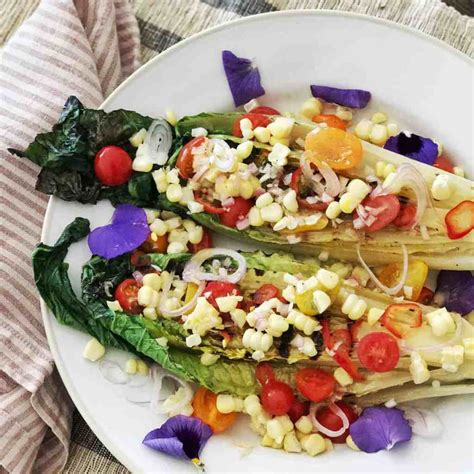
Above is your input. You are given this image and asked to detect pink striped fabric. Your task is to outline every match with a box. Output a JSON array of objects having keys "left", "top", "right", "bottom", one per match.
[{"left": 0, "top": 1, "right": 140, "bottom": 472}]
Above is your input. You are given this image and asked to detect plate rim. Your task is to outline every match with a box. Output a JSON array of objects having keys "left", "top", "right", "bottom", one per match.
[{"left": 39, "top": 9, "right": 472, "bottom": 472}]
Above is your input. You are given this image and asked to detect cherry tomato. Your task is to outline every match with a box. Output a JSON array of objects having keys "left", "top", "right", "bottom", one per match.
[
  {"left": 94, "top": 146, "right": 133, "bottom": 186},
  {"left": 418, "top": 286, "right": 434, "bottom": 305},
  {"left": 249, "top": 106, "right": 280, "bottom": 115},
  {"left": 333, "top": 328, "right": 352, "bottom": 349},
  {"left": 290, "top": 167, "right": 328, "bottom": 211},
  {"left": 219, "top": 197, "right": 252, "bottom": 228},
  {"left": 305, "top": 128, "right": 363, "bottom": 170},
  {"left": 194, "top": 193, "right": 225, "bottom": 214},
  {"left": 393, "top": 203, "right": 417, "bottom": 228},
  {"left": 333, "top": 348, "right": 365, "bottom": 381},
  {"left": 261, "top": 379, "right": 295, "bottom": 416},
  {"left": 130, "top": 250, "right": 151, "bottom": 267},
  {"left": 381, "top": 303, "right": 423, "bottom": 338},
  {"left": 296, "top": 368, "right": 335, "bottom": 403},
  {"left": 232, "top": 113, "right": 272, "bottom": 137},
  {"left": 139, "top": 233, "right": 168, "bottom": 253},
  {"left": 192, "top": 387, "right": 237, "bottom": 433},
  {"left": 320, "top": 319, "right": 334, "bottom": 349},
  {"left": 357, "top": 332, "right": 400, "bottom": 372},
  {"left": 252, "top": 284, "right": 282, "bottom": 305},
  {"left": 287, "top": 399, "right": 310, "bottom": 423},
  {"left": 377, "top": 260, "right": 428, "bottom": 301},
  {"left": 445, "top": 200, "right": 474, "bottom": 240},
  {"left": 433, "top": 155, "right": 454, "bottom": 173},
  {"left": 255, "top": 363, "right": 275, "bottom": 386},
  {"left": 312, "top": 114, "right": 347, "bottom": 130},
  {"left": 114, "top": 279, "right": 142, "bottom": 315},
  {"left": 204, "top": 281, "right": 241, "bottom": 309},
  {"left": 188, "top": 228, "right": 213, "bottom": 253},
  {"left": 295, "top": 289, "right": 318, "bottom": 316},
  {"left": 316, "top": 402, "right": 358, "bottom": 443},
  {"left": 176, "top": 136, "right": 206, "bottom": 179},
  {"left": 357, "top": 194, "right": 401, "bottom": 232}
]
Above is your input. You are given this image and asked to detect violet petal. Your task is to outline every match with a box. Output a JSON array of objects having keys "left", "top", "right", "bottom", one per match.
[
  {"left": 349, "top": 407, "right": 412, "bottom": 453},
  {"left": 222, "top": 50, "right": 265, "bottom": 107},
  {"left": 433, "top": 270, "right": 474, "bottom": 315},
  {"left": 143, "top": 415, "right": 213, "bottom": 462},
  {"left": 384, "top": 132, "right": 438, "bottom": 165},
  {"left": 310, "top": 85, "right": 371, "bottom": 108},
  {"left": 88, "top": 204, "right": 149, "bottom": 259}
]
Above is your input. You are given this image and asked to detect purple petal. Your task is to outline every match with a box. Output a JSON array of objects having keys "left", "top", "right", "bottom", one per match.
[
  {"left": 433, "top": 271, "right": 474, "bottom": 315},
  {"left": 310, "top": 85, "right": 371, "bottom": 108},
  {"left": 88, "top": 204, "right": 149, "bottom": 259},
  {"left": 143, "top": 415, "right": 213, "bottom": 461},
  {"left": 222, "top": 50, "right": 265, "bottom": 107},
  {"left": 384, "top": 132, "right": 438, "bottom": 165},
  {"left": 349, "top": 407, "right": 412, "bottom": 453}
]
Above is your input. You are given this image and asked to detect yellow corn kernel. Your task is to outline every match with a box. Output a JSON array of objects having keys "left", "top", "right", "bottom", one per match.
[
  {"left": 165, "top": 108, "right": 177, "bottom": 126},
  {"left": 236, "top": 141, "right": 254, "bottom": 160},
  {"left": 339, "top": 193, "right": 358, "bottom": 213},
  {"left": 283, "top": 431, "right": 302, "bottom": 453},
  {"left": 371, "top": 112, "right": 387, "bottom": 124},
  {"left": 240, "top": 180, "right": 255, "bottom": 199},
  {"left": 269, "top": 136, "right": 290, "bottom": 147},
  {"left": 301, "top": 433, "right": 326, "bottom": 456},
  {"left": 254, "top": 126, "right": 271, "bottom": 143},
  {"left": 300, "top": 98, "right": 323, "bottom": 119},
  {"left": 216, "top": 394, "right": 236, "bottom": 414},
  {"left": 334, "top": 367, "right": 353, "bottom": 386},
  {"left": 129, "top": 128, "right": 147, "bottom": 147},
  {"left": 142, "top": 273, "right": 162, "bottom": 291},
  {"left": 200, "top": 352, "right": 220, "bottom": 366},
  {"left": 249, "top": 207, "right": 264, "bottom": 227},
  {"left": 354, "top": 119, "right": 373, "bottom": 140},
  {"left": 367, "top": 307, "right": 385, "bottom": 326},
  {"left": 295, "top": 415, "right": 313, "bottom": 434},
  {"left": 83, "top": 338, "right": 105, "bottom": 362},
  {"left": 325, "top": 201, "right": 341, "bottom": 220},
  {"left": 143, "top": 307, "right": 157, "bottom": 320},
  {"left": 462, "top": 337, "right": 474, "bottom": 360},
  {"left": 136, "top": 360, "right": 149, "bottom": 376},
  {"left": 124, "top": 358, "right": 137, "bottom": 374},
  {"left": 369, "top": 124, "right": 388, "bottom": 145},
  {"left": 346, "top": 435, "right": 360, "bottom": 451}
]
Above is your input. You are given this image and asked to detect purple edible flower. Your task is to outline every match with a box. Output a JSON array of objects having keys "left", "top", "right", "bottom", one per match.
[
  {"left": 143, "top": 415, "right": 213, "bottom": 468},
  {"left": 433, "top": 270, "right": 474, "bottom": 315},
  {"left": 310, "top": 85, "right": 371, "bottom": 108},
  {"left": 222, "top": 50, "right": 265, "bottom": 107},
  {"left": 349, "top": 407, "right": 412, "bottom": 453},
  {"left": 88, "top": 204, "right": 149, "bottom": 259},
  {"left": 384, "top": 132, "right": 438, "bottom": 165}
]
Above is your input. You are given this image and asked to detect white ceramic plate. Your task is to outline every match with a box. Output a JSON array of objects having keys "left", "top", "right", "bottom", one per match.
[{"left": 41, "top": 11, "right": 473, "bottom": 473}]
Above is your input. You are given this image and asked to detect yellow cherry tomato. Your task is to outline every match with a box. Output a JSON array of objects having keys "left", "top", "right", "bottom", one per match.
[
  {"left": 295, "top": 289, "right": 318, "bottom": 316},
  {"left": 183, "top": 282, "right": 199, "bottom": 314}
]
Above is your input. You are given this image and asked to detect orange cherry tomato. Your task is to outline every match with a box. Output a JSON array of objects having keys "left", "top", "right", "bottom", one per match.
[
  {"left": 176, "top": 136, "right": 206, "bottom": 179},
  {"left": 445, "top": 200, "right": 474, "bottom": 240},
  {"left": 304, "top": 128, "right": 363, "bottom": 170},
  {"left": 139, "top": 233, "right": 168, "bottom": 253},
  {"left": 381, "top": 303, "right": 423, "bottom": 338},
  {"left": 192, "top": 387, "right": 237, "bottom": 433},
  {"left": 312, "top": 114, "right": 348, "bottom": 130},
  {"left": 417, "top": 287, "right": 434, "bottom": 305},
  {"left": 433, "top": 156, "right": 454, "bottom": 173}
]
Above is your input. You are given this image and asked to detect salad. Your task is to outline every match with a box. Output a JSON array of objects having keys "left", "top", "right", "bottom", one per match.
[{"left": 14, "top": 49, "right": 474, "bottom": 466}]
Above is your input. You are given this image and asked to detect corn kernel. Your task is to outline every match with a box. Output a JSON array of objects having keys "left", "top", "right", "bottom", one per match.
[
  {"left": 410, "top": 352, "right": 430, "bottom": 384},
  {"left": 166, "top": 183, "right": 183, "bottom": 203},
  {"left": 313, "top": 290, "right": 331, "bottom": 313},
  {"left": 216, "top": 394, "right": 236, "bottom": 414},
  {"left": 301, "top": 433, "right": 326, "bottom": 456},
  {"left": 386, "top": 122, "right": 399, "bottom": 137},
  {"left": 155, "top": 337, "right": 168, "bottom": 347},
  {"left": 346, "top": 435, "right": 360, "bottom": 451},
  {"left": 200, "top": 353, "right": 220, "bottom": 366},
  {"left": 149, "top": 218, "right": 167, "bottom": 236},
  {"left": 369, "top": 124, "right": 388, "bottom": 145},
  {"left": 248, "top": 207, "right": 263, "bottom": 226},
  {"left": 367, "top": 307, "right": 385, "bottom": 325},
  {"left": 295, "top": 415, "right": 313, "bottom": 434},
  {"left": 261, "top": 203, "right": 284, "bottom": 223},
  {"left": 216, "top": 295, "right": 242, "bottom": 313},
  {"left": 143, "top": 307, "right": 157, "bottom": 320},
  {"left": 138, "top": 286, "right": 159, "bottom": 308},
  {"left": 83, "top": 338, "right": 105, "bottom": 361},
  {"left": 348, "top": 299, "right": 367, "bottom": 320},
  {"left": 339, "top": 193, "right": 358, "bottom": 213},
  {"left": 244, "top": 395, "right": 262, "bottom": 416},
  {"left": 267, "top": 313, "right": 290, "bottom": 337},
  {"left": 188, "top": 226, "right": 203, "bottom": 245},
  {"left": 280, "top": 189, "right": 297, "bottom": 213},
  {"left": 268, "top": 142, "right": 290, "bottom": 167},
  {"left": 300, "top": 98, "right": 323, "bottom": 119},
  {"left": 354, "top": 119, "right": 374, "bottom": 140},
  {"left": 236, "top": 140, "right": 254, "bottom": 160},
  {"left": 325, "top": 201, "right": 342, "bottom": 219},
  {"left": 269, "top": 136, "right": 290, "bottom": 147},
  {"left": 136, "top": 360, "right": 149, "bottom": 376},
  {"left": 284, "top": 431, "right": 302, "bottom": 453},
  {"left": 347, "top": 179, "right": 371, "bottom": 200},
  {"left": 152, "top": 169, "right": 168, "bottom": 193},
  {"left": 261, "top": 433, "right": 275, "bottom": 448},
  {"left": 426, "top": 308, "right": 455, "bottom": 337},
  {"left": 371, "top": 112, "right": 387, "bottom": 124},
  {"left": 129, "top": 128, "right": 147, "bottom": 147},
  {"left": 267, "top": 117, "right": 294, "bottom": 139},
  {"left": 142, "top": 273, "right": 162, "bottom": 291},
  {"left": 191, "top": 127, "right": 208, "bottom": 137},
  {"left": 239, "top": 117, "right": 253, "bottom": 132},
  {"left": 461, "top": 337, "right": 474, "bottom": 360},
  {"left": 254, "top": 126, "right": 271, "bottom": 143},
  {"left": 240, "top": 180, "right": 255, "bottom": 199},
  {"left": 186, "top": 334, "right": 202, "bottom": 348},
  {"left": 441, "top": 345, "right": 464, "bottom": 372},
  {"left": 336, "top": 106, "right": 353, "bottom": 121},
  {"left": 431, "top": 174, "right": 452, "bottom": 201},
  {"left": 256, "top": 192, "right": 273, "bottom": 208},
  {"left": 106, "top": 300, "right": 123, "bottom": 312},
  {"left": 334, "top": 367, "right": 354, "bottom": 386},
  {"left": 316, "top": 268, "right": 339, "bottom": 290},
  {"left": 167, "top": 242, "right": 187, "bottom": 254},
  {"left": 124, "top": 358, "right": 137, "bottom": 374},
  {"left": 325, "top": 438, "right": 334, "bottom": 452}
]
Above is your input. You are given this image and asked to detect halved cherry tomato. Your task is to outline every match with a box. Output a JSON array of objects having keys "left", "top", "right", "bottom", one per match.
[
  {"left": 296, "top": 368, "right": 335, "bottom": 403},
  {"left": 287, "top": 399, "right": 310, "bottom": 423},
  {"left": 290, "top": 167, "right": 328, "bottom": 211},
  {"left": 176, "top": 136, "right": 206, "bottom": 179},
  {"left": 232, "top": 113, "right": 272, "bottom": 137},
  {"left": 219, "top": 197, "right": 252, "bottom": 227},
  {"left": 304, "top": 128, "right": 363, "bottom": 170},
  {"left": 192, "top": 387, "right": 237, "bottom": 433},
  {"left": 249, "top": 106, "right": 280, "bottom": 115},
  {"left": 255, "top": 363, "right": 275, "bottom": 386},
  {"left": 418, "top": 287, "right": 434, "bottom": 305},
  {"left": 204, "top": 281, "right": 241, "bottom": 309},
  {"left": 316, "top": 402, "right": 358, "bottom": 443},
  {"left": 94, "top": 146, "right": 133, "bottom": 186},
  {"left": 188, "top": 228, "right": 213, "bottom": 253},
  {"left": 312, "top": 114, "right": 347, "bottom": 130},
  {"left": 139, "top": 233, "right": 168, "bottom": 253},
  {"left": 357, "top": 194, "right": 401, "bottom": 232},
  {"left": 333, "top": 328, "right": 352, "bottom": 349},
  {"left": 445, "top": 200, "right": 474, "bottom": 240},
  {"left": 114, "top": 279, "right": 142, "bottom": 315},
  {"left": 393, "top": 203, "right": 417, "bottom": 228},
  {"left": 252, "top": 284, "right": 282, "bottom": 305},
  {"left": 377, "top": 260, "right": 428, "bottom": 301},
  {"left": 130, "top": 250, "right": 151, "bottom": 267},
  {"left": 357, "top": 332, "right": 400, "bottom": 372},
  {"left": 194, "top": 193, "right": 225, "bottom": 214},
  {"left": 295, "top": 289, "right": 318, "bottom": 316},
  {"left": 320, "top": 319, "right": 334, "bottom": 349},
  {"left": 381, "top": 303, "right": 423, "bottom": 338},
  {"left": 261, "top": 379, "right": 295, "bottom": 416},
  {"left": 433, "top": 155, "right": 454, "bottom": 173}
]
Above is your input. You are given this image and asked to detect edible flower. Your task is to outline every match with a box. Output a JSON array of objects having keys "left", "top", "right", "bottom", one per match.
[
  {"left": 222, "top": 50, "right": 265, "bottom": 106},
  {"left": 384, "top": 132, "right": 438, "bottom": 165},
  {"left": 88, "top": 204, "right": 149, "bottom": 259},
  {"left": 349, "top": 407, "right": 412, "bottom": 453},
  {"left": 434, "top": 270, "right": 474, "bottom": 315},
  {"left": 310, "top": 85, "right": 371, "bottom": 108},
  {"left": 143, "top": 415, "right": 213, "bottom": 469}
]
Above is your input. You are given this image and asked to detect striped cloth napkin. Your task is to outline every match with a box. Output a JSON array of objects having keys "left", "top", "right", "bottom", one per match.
[{"left": 0, "top": 1, "right": 140, "bottom": 472}]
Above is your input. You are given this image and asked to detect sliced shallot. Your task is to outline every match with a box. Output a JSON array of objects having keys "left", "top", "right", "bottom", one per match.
[{"left": 310, "top": 402, "right": 350, "bottom": 438}]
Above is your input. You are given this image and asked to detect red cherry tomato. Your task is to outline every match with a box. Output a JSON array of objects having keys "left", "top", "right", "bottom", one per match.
[
  {"left": 255, "top": 363, "right": 275, "bottom": 386},
  {"left": 232, "top": 113, "right": 272, "bottom": 137},
  {"left": 261, "top": 379, "right": 295, "bottom": 416},
  {"left": 418, "top": 286, "right": 434, "bottom": 305},
  {"left": 445, "top": 200, "right": 474, "bottom": 240},
  {"left": 312, "top": 114, "right": 347, "bottom": 130},
  {"left": 252, "top": 284, "right": 282, "bottom": 305},
  {"left": 130, "top": 250, "right": 151, "bottom": 268},
  {"left": 357, "top": 332, "right": 400, "bottom": 372},
  {"left": 219, "top": 197, "right": 252, "bottom": 228},
  {"left": 381, "top": 303, "right": 423, "bottom": 338},
  {"left": 315, "top": 402, "right": 358, "bottom": 443},
  {"left": 357, "top": 194, "right": 401, "bottom": 232},
  {"left": 295, "top": 368, "right": 335, "bottom": 403},
  {"left": 249, "top": 106, "right": 280, "bottom": 116},
  {"left": 114, "top": 279, "right": 142, "bottom": 315},
  {"left": 94, "top": 146, "right": 133, "bottom": 186},
  {"left": 188, "top": 228, "right": 213, "bottom": 253},
  {"left": 290, "top": 167, "right": 328, "bottom": 211},
  {"left": 433, "top": 155, "right": 454, "bottom": 173},
  {"left": 204, "top": 281, "right": 241, "bottom": 310},
  {"left": 332, "top": 328, "right": 352, "bottom": 349},
  {"left": 287, "top": 399, "right": 310, "bottom": 423},
  {"left": 194, "top": 193, "right": 225, "bottom": 214},
  {"left": 393, "top": 203, "right": 417, "bottom": 228},
  {"left": 176, "top": 136, "right": 206, "bottom": 179}
]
